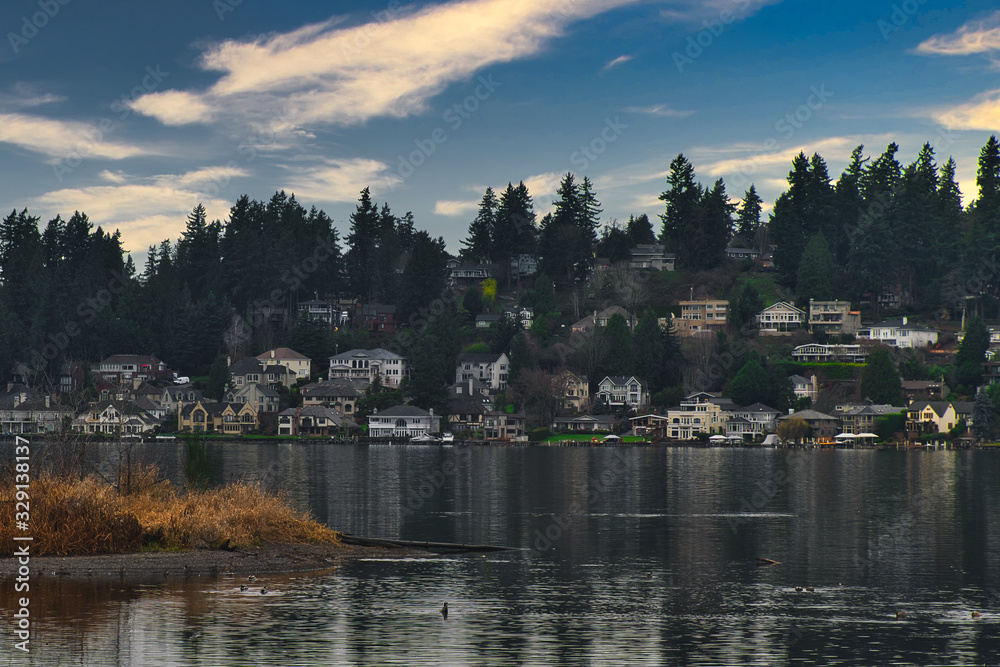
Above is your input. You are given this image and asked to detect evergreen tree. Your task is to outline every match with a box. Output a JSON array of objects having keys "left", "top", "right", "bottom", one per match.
[
  {"left": 625, "top": 214, "right": 656, "bottom": 246},
  {"left": 345, "top": 187, "right": 381, "bottom": 302},
  {"left": 725, "top": 358, "right": 768, "bottom": 407},
  {"left": 795, "top": 231, "right": 835, "bottom": 301},
  {"left": 206, "top": 353, "right": 231, "bottom": 400},
  {"left": 973, "top": 387, "right": 992, "bottom": 441},
  {"left": 598, "top": 314, "right": 632, "bottom": 378},
  {"left": 956, "top": 316, "right": 989, "bottom": 391},
  {"left": 860, "top": 348, "right": 902, "bottom": 405},
  {"left": 462, "top": 187, "right": 498, "bottom": 262},
  {"left": 729, "top": 282, "right": 765, "bottom": 333},
  {"left": 736, "top": 184, "right": 763, "bottom": 242},
  {"left": 397, "top": 231, "right": 449, "bottom": 325}
]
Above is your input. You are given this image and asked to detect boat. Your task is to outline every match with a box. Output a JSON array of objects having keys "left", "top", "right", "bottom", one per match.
[
  {"left": 410, "top": 433, "right": 441, "bottom": 443},
  {"left": 441, "top": 432, "right": 455, "bottom": 442}
]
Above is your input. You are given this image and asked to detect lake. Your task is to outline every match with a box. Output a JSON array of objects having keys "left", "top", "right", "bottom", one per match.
[{"left": 3, "top": 442, "right": 1000, "bottom": 666}]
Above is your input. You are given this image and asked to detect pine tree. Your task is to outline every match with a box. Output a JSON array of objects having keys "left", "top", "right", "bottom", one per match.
[
  {"left": 860, "top": 348, "right": 902, "bottom": 405},
  {"left": 796, "top": 231, "right": 835, "bottom": 301},
  {"left": 462, "top": 187, "right": 498, "bottom": 263},
  {"left": 736, "top": 184, "right": 763, "bottom": 242}
]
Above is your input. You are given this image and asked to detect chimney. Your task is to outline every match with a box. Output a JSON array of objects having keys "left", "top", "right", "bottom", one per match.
[
  {"left": 13, "top": 394, "right": 20, "bottom": 407},
  {"left": 902, "top": 316, "right": 907, "bottom": 325},
  {"left": 45, "top": 395, "right": 50, "bottom": 408},
  {"left": 270, "top": 350, "right": 276, "bottom": 359}
]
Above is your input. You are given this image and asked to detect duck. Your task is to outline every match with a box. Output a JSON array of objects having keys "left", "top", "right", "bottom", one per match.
[
  {"left": 895, "top": 610, "right": 908, "bottom": 620},
  {"left": 260, "top": 587, "right": 269, "bottom": 595},
  {"left": 972, "top": 611, "right": 982, "bottom": 619},
  {"left": 794, "top": 586, "right": 803, "bottom": 592},
  {"left": 240, "top": 585, "right": 249, "bottom": 591},
  {"left": 248, "top": 575, "right": 257, "bottom": 582},
  {"left": 805, "top": 586, "right": 815, "bottom": 592},
  {"left": 440, "top": 602, "right": 448, "bottom": 619}
]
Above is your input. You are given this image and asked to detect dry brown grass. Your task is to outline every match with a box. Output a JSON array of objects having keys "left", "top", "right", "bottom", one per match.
[{"left": 1, "top": 464, "right": 340, "bottom": 556}]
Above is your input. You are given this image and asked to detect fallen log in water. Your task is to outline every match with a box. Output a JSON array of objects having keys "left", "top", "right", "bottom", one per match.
[{"left": 338, "top": 534, "right": 516, "bottom": 553}]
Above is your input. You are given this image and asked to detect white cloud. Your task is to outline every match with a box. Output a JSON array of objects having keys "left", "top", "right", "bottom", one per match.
[
  {"left": 916, "top": 10, "right": 1000, "bottom": 55},
  {"left": 31, "top": 168, "right": 245, "bottom": 253},
  {"left": 931, "top": 88, "right": 1000, "bottom": 131},
  {"left": 129, "top": 0, "right": 642, "bottom": 131},
  {"left": 623, "top": 103, "right": 694, "bottom": 118},
  {"left": 434, "top": 199, "right": 479, "bottom": 216},
  {"left": 281, "top": 158, "right": 402, "bottom": 203},
  {"left": 0, "top": 113, "right": 146, "bottom": 161},
  {"left": 602, "top": 55, "right": 633, "bottom": 71},
  {"left": 522, "top": 171, "right": 563, "bottom": 199},
  {"left": 658, "top": 0, "right": 781, "bottom": 24}
]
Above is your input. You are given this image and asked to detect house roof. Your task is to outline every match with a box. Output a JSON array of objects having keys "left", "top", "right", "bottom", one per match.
[
  {"left": 760, "top": 301, "right": 806, "bottom": 315},
  {"left": 330, "top": 348, "right": 405, "bottom": 362},
  {"left": 372, "top": 405, "right": 433, "bottom": 418},
  {"left": 256, "top": 347, "right": 309, "bottom": 361},
  {"left": 229, "top": 357, "right": 263, "bottom": 375},
  {"left": 228, "top": 382, "right": 280, "bottom": 398},
  {"left": 457, "top": 352, "right": 506, "bottom": 365},
  {"left": 303, "top": 380, "right": 364, "bottom": 398},
  {"left": 908, "top": 401, "right": 959, "bottom": 417},
  {"left": 841, "top": 404, "right": 905, "bottom": 416},
  {"left": 789, "top": 374, "right": 811, "bottom": 384},
  {"left": 865, "top": 318, "right": 938, "bottom": 332},
  {"left": 475, "top": 314, "right": 501, "bottom": 322},
  {"left": 98, "top": 354, "right": 165, "bottom": 366},
  {"left": 599, "top": 375, "right": 647, "bottom": 389},
  {"left": 780, "top": 409, "right": 838, "bottom": 422},
  {"left": 737, "top": 403, "right": 780, "bottom": 415}
]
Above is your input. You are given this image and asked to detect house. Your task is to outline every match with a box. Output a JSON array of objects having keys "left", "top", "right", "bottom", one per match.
[
  {"left": 808, "top": 299, "right": 860, "bottom": 335},
  {"left": 790, "top": 374, "right": 818, "bottom": 402},
  {"left": 725, "top": 247, "right": 761, "bottom": 261},
  {"left": 757, "top": 302, "right": 807, "bottom": 334},
  {"left": 301, "top": 379, "right": 365, "bottom": 415},
  {"left": 367, "top": 405, "right": 441, "bottom": 438},
  {"left": 628, "top": 413, "right": 670, "bottom": 437},
  {"left": 276, "top": 405, "right": 347, "bottom": 436},
  {"left": 358, "top": 303, "right": 398, "bottom": 333},
  {"left": 777, "top": 409, "right": 839, "bottom": 439},
  {"left": 906, "top": 401, "right": 975, "bottom": 434},
  {"left": 297, "top": 298, "right": 350, "bottom": 328},
  {"left": 595, "top": 376, "right": 649, "bottom": 410},
  {"left": 225, "top": 383, "right": 281, "bottom": 413},
  {"left": 73, "top": 399, "right": 162, "bottom": 435},
  {"left": 628, "top": 244, "right": 676, "bottom": 271},
  {"left": 790, "top": 344, "right": 869, "bottom": 363},
  {"left": 178, "top": 400, "right": 259, "bottom": 434},
  {"left": 558, "top": 371, "right": 590, "bottom": 413},
  {"left": 503, "top": 307, "right": 534, "bottom": 330},
  {"left": 571, "top": 306, "right": 631, "bottom": 334},
  {"left": 856, "top": 317, "right": 939, "bottom": 348},
  {"left": 509, "top": 254, "right": 539, "bottom": 278},
  {"left": 552, "top": 414, "right": 617, "bottom": 432},
  {"left": 0, "top": 391, "right": 74, "bottom": 434},
  {"left": 838, "top": 403, "right": 906, "bottom": 435},
  {"left": 256, "top": 347, "right": 311, "bottom": 380},
  {"left": 454, "top": 352, "right": 509, "bottom": 392},
  {"left": 663, "top": 392, "right": 736, "bottom": 439},
  {"left": 674, "top": 299, "right": 729, "bottom": 336},
  {"left": 93, "top": 354, "right": 174, "bottom": 384},
  {"left": 448, "top": 260, "right": 500, "bottom": 288},
  {"left": 901, "top": 380, "right": 948, "bottom": 402},
  {"left": 448, "top": 383, "right": 490, "bottom": 433},
  {"left": 328, "top": 348, "right": 409, "bottom": 388},
  {"left": 483, "top": 411, "right": 527, "bottom": 441},
  {"left": 475, "top": 314, "right": 501, "bottom": 329},
  {"left": 731, "top": 403, "right": 781, "bottom": 436},
  {"left": 160, "top": 386, "right": 205, "bottom": 414}
]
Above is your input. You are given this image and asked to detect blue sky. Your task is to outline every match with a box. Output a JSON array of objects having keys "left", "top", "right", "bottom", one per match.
[{"left": 2, "top": 0, "right": 999, "bottom": 267}]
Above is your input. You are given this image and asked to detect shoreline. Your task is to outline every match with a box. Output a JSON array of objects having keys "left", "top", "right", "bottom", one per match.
[{"left": 0, "top": 541, "right": 430, "bottom": 582}]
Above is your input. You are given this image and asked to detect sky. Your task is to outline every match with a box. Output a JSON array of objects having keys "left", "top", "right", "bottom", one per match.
[{"left": 1, "top": 0, "right": 999, "bottom": 268}]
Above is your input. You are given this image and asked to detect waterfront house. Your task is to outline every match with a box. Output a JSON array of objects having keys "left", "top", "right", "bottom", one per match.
[
  {"left": 777, "top": 409, "right": 839, "bottom": 439},
  {"left": 906, "top": 401, "right": 975, "bottom": 434},
  {"left": 552, "top": 414, "right": 617, "bottom": 432},
  {"left": 73, "top": 399, "right": 162, "bottom": 435},
  {"left": 0, "top": 391, "right": 74, "bottom": 434},
  {"left": 664, "top": 392, "right": 736, "bottom": 439},
  {"left": 301, "top": 379, "right": 365, "bottom": 415},
  {"left": 160, "top": 385, "right": 205, "bottom": 414},
  {"left": 483, "top": 411, "right": 527, "bottom": 441},
  {"left": 178, "top": 400, "right": 259, "bottom": 435},
  {"left": 367, "top": 405, "right": 441, "bottom": 438},
  {"left": 277, "top": 405, "right": 347, "bottom": 436},
  {"left": 732, "top": 403, "right": 781, "bottom": 435},
  {"left": 557, "top": 370, "right": 590, "bottom": 413},
  {"left": 838, "top": 403, "right": 906, "bottom": 435}
]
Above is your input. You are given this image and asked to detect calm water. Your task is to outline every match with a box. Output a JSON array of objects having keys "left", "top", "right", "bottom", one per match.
[{"left": 4, "top": 443, "right": 1000, "bottom": 666}]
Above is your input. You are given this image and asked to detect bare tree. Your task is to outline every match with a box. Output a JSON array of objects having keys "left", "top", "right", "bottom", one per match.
[
  {"left": 608, "top": 262, "right": 649, "bottom": 330},
  {"left": 512, "top": 368, "right": 568, "bottom": 427}
]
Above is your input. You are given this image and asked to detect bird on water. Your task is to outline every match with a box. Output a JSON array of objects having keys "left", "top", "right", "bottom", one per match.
[
  {"left": 440, "top": 602, "right": 448, "bottom": 619},
  {"left": 260, "top": 587, "right": 269, "bottom": 595}
]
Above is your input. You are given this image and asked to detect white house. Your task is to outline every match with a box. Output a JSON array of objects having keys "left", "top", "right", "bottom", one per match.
[
  {"left": 730, "top": 403, "right": 781, "bottom": 436},
  {"left": 856, "top": 317, "right": 938, "bottom": 348},
  {"left": 328, "top": 348, "right": 409, "bottom": 388},
  {"left": 789, "top": 374, "right": 818, "bottom": 402},
  {"left": 757, "top": 301, "right": 806, "bottom": 334},
  {"left": 455, "top": 352, "right": 510, "bottom": 392},
  {"left": 367, "top": 405, "right": 441, "bottom": 438},
  {"left": 791, "top": 344, "right": 869, "bottom": 363},
  {"left": 664, "top": 392, "right": 737, "bottom": 439},
  {"left": 595, "top": 376, "right": 649, "bottom": 409}
]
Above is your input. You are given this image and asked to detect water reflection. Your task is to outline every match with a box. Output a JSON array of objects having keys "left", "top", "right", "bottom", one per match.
[{"left": 2, "top": 444, "right": 1000, "bottom": 665}]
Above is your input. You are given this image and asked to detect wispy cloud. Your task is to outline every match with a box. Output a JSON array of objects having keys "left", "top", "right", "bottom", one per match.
[
  {"left": 31, "top": 168, "right": 246, "bottom": 252},
  {"left": 658, "top": 0, "right": 781, "bottom": 24},
  {"left": 0, "top": 84, "right": 65, "bottom": 110},
  {"left": 623, "top": 103, "right": 694, "bottom": 118},
  {"left": 916, "top": 10, "right": 1000, "bottom": 55},
  {"left": 602, "top": 54, "right": 633, "bottom": 72},
  {"left": 930, "top": 88, "right": 1000, "bottom": 131},
  {"left": 131, "top": 0, "right": 638, "bottom": 131},
  {"left": 434, "top": 199, "right": 479, "bottom": 216},
  {"left": 0, "top": 113, "right": 147, "bottom": 161},
  {"left": 280, "top": 158, "right": 402, "bottom": 203}
]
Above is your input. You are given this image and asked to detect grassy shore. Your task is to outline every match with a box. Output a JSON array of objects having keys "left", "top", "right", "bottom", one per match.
[{"left": 1, "top": 465, "right": 340, "bottom": 557}]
